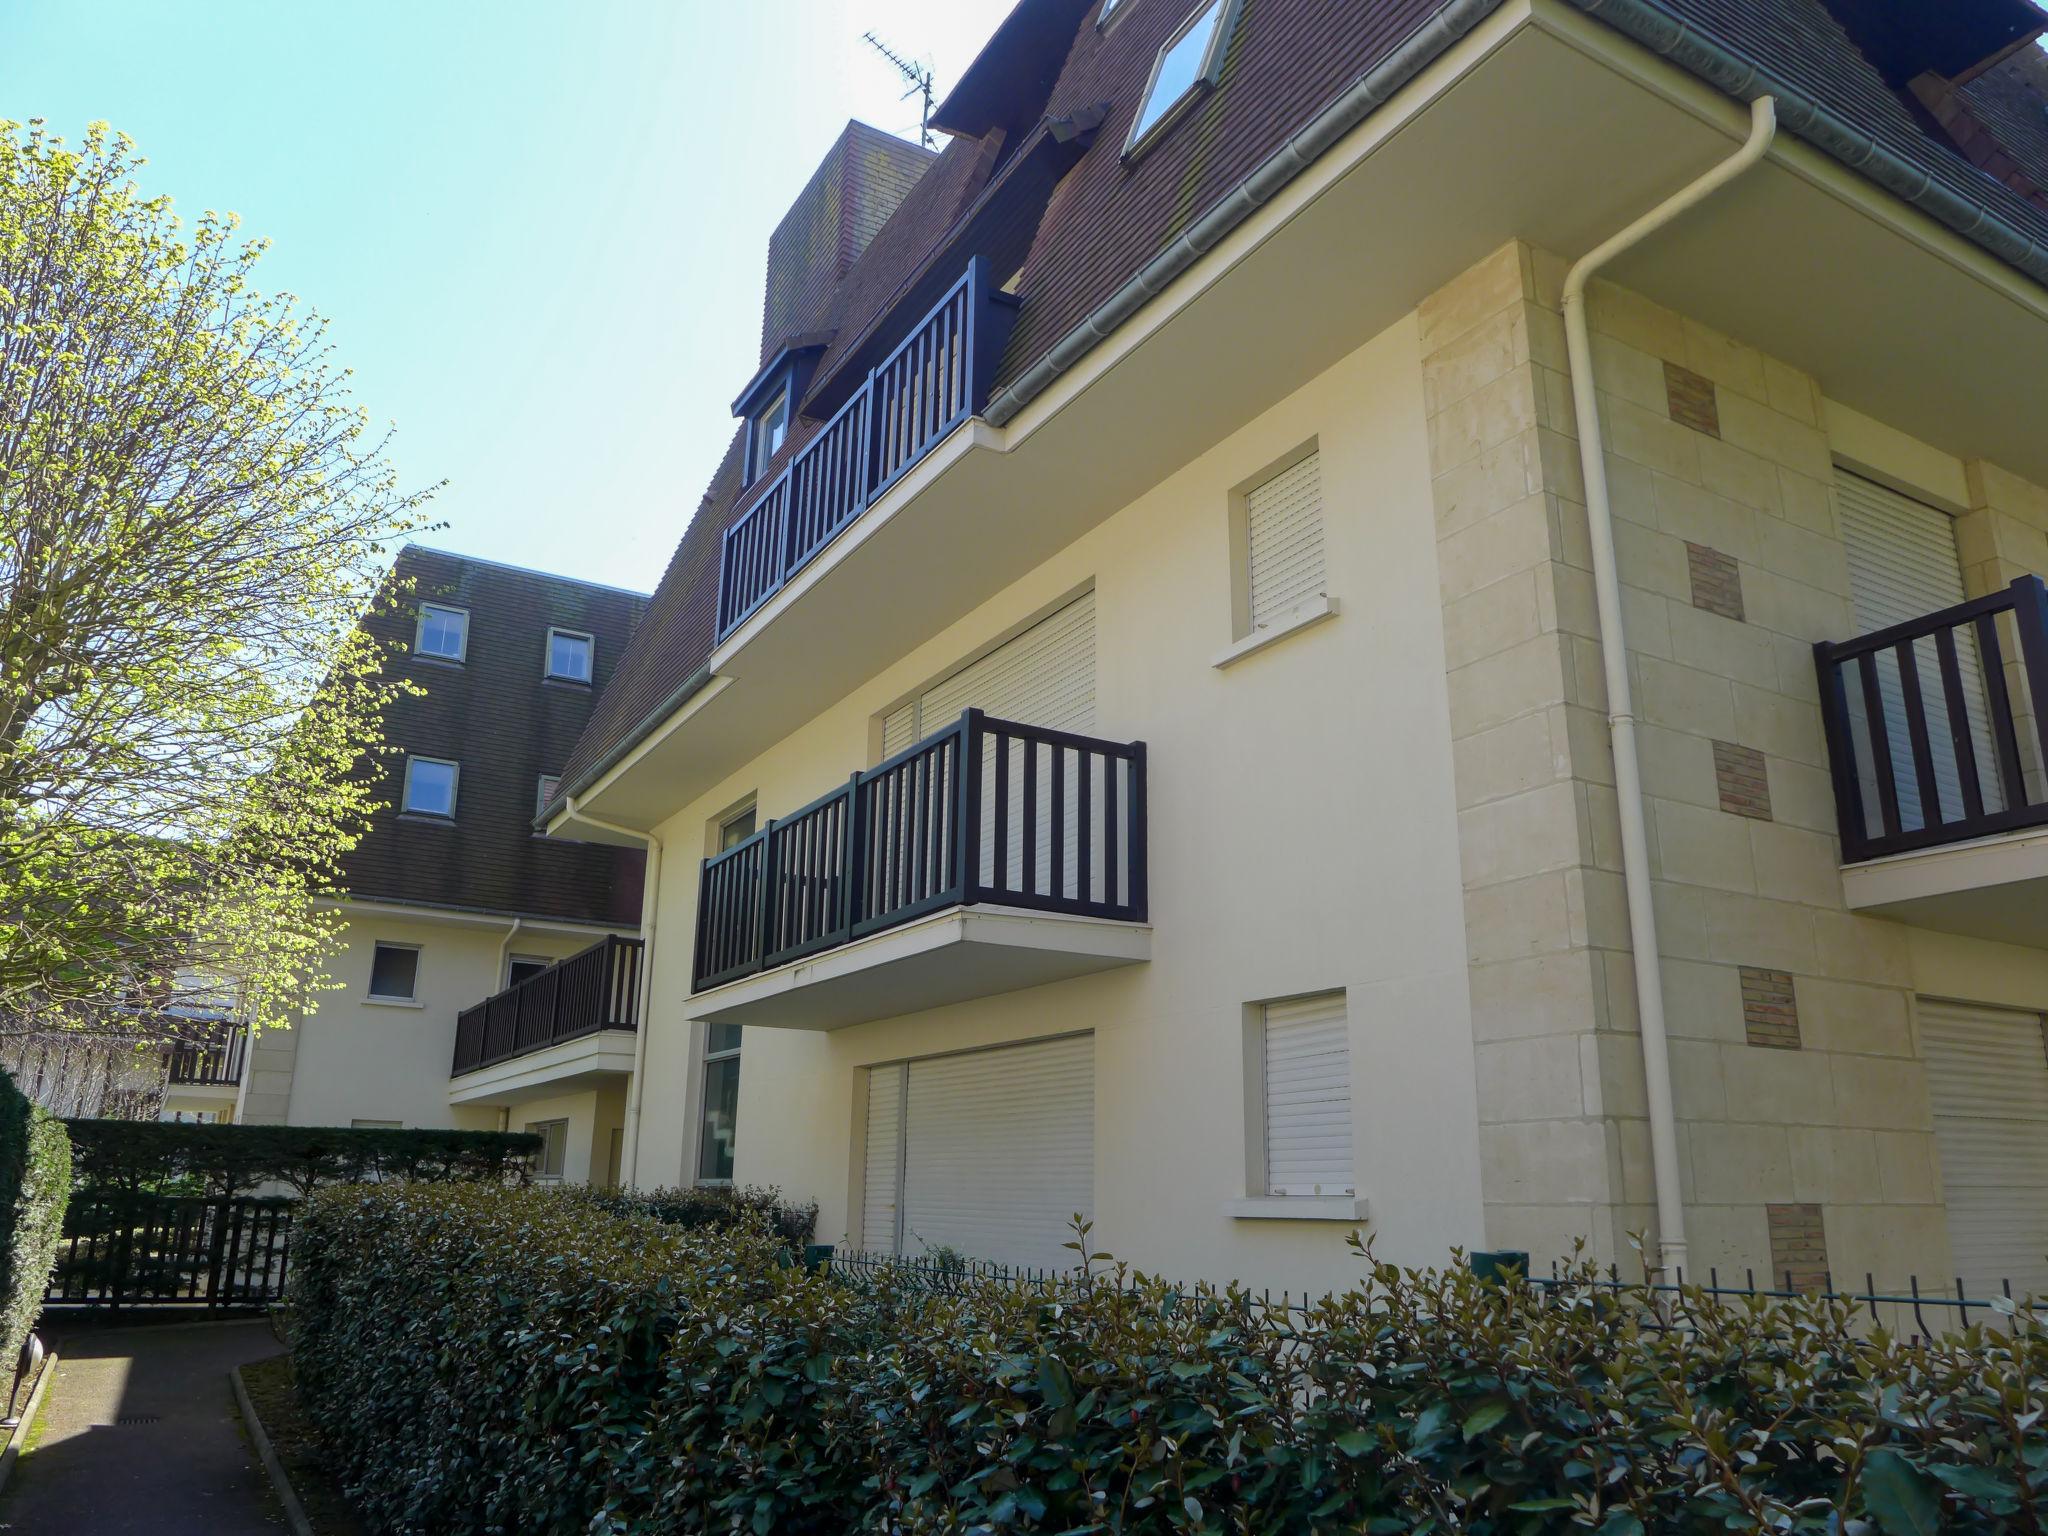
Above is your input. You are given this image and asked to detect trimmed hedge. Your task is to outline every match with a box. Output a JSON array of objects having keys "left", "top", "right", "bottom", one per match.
[
  {"left": 63, "top": 1119, "right": 541, "bottom": 1196},
  {"left": 290, "top": 1183, "right": 2048, "bottom": 1535},
  {"left": 0, "top": 1069, "right": 71, "bottom": 1374},
  {"left": 584, "top": 1182, "right": 818, "bottom": 1247}
]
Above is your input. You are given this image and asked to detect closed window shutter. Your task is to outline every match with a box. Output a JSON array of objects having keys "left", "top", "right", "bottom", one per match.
[
  {"left": 860, "top": 1065, "right": 905, "bottom": 1253},
  {"left": 859, "top": 1034, "right": 1094, "bottom": 1270},
  {"left": 1836, "top": 470, "right": 1998, "bottom": 829},
  {"left": 1920, "top": 999, "right": 2048, "bottom": 1302},
  {"left": 880, "top": 702, "right": 918, "bottom": 759},
  {"left": 1247, "top": 453, "right": 1325, "bottom": 630},
  {"left": 1263, "top": 992, "right": 1353, "bottom": 1196}
]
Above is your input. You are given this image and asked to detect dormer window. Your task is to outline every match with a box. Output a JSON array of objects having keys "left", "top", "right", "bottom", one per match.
[
  {"left": 749, "top": 388, "right": 790, "bottom": 483},
  {"left": 1125, "top": 0, "right": 1242, "bottom": 159}
]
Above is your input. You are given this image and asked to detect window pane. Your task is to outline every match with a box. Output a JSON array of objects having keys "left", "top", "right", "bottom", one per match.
[
  {"left": 719, "top": 808, "right": 757, "bottom": 850},
  {"left": 508, "top": 957, "right": 549, "bottom": 988},
  {"left": 405, "top": 758, "right": 457, "bottom": 816},
  {"left": 418, "top": 605, "right": 466, "bottom": 659},
  {"left": 706, "top": 1022, "right": 743, "bottom": 1056},
  {"left": 698, "top": 1055, "right": 740, "bottom": 1181},
  {"left": 1132, "top": 0, "right": 1225, "bottom": 145},
  {"left": 369, "top": 944, "right": 418, "bottom": 1000},
  {"left": 548, "top": 631, "right": 592, "bottom": 681},
  {"left": 524, "top": 1119, "right": 567, "bottom": 1179}
]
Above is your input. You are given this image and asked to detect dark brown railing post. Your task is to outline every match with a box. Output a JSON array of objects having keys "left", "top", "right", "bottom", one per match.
[
  {"left": 959, "top": 709, "right": 984, "bottom": 905},
  {"left": 840, "top": 773, "right": 865, "bottom": 943},
  {"left": 1128, "top": 740, "right": 1149, "bottom": 923},
  {"left": 755, "top": 819, "right": 779, "bottom": 977},
  {"left": 1812, "top": 640, "right": 1867, "bottom": 858},
  {"left": 2011, "top": 575, "right": 2048, "bottom": 790}
]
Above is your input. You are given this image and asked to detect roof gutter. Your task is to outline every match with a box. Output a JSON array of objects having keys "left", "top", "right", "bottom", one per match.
[
  {"left": 1565, "top": 0, "right": 2048, "bottom": 288},
  {"left": 984, "top": 0, "right": 1508, "bottom": 426},
  {"left": 988, "top": 0, "right": 2048, "bottom": 429},
  {"left": 546, "top": 664, "right": 714, "bottom": 820}
]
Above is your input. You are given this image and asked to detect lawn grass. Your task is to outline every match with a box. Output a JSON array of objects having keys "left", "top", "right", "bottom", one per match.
[{"left": 239, "top": 1354, "right": 369, "bottom": 1536}]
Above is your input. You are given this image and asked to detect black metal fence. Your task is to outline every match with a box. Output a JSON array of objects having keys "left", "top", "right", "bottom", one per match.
[
  {"left": 46, "top": 1193, "right": 293, "bottom": 1310},
  {"left": 826, "top": 1246, "right": 2042, "bottom": 1344},
  {"left": 452, "top": 935, "right": 643, "bottom": 1076}
]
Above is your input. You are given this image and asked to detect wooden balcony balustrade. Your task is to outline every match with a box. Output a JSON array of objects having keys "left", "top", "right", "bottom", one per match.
[
  {"left": 1815, "top": 575, "right": 2048, "bottom": 863},
  {"left": 693, "top": 709, "right": 1148, "bottom": 992},
  {"left": 451, "top": 935, "right": 643, "bottom": 1077},
  {"left": 164, "top": 1024, "right": 247, "bottom": 1087},
  {"left": 714, "top": 258, "right": 1020, "bottom": 641}
]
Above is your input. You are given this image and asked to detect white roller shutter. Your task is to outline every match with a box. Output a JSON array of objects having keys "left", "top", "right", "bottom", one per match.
[
  {"left": 1837, "top": 471, "right": 1998, "bottom": 829},
  {"left": 1263, "top": 992, "right": 1354, "bottom": 1197},
  {"left": 1920, "top": 999, "right": 2048, "bottom": 1302},
  {"left": 860, "top": 1065, "right": 905, "bottom": 1253},
  {"left": 1247, "top": 452, "right": 1326, "bottom": 630},
  {"left": 862, "top": 1034, "right": 1094, "bottom": 1271}
]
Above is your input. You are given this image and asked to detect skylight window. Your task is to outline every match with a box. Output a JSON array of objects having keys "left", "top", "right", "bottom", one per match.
[
  {"left": 1125, "top": 0, "right": 1241, "bottom": 157},
  {"left": 546, "top": 627, "right": 594, "bottom": 683}
]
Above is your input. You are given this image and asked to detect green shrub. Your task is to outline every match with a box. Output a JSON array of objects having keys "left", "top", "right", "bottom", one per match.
[
  {"left": 0, "top": 1068, "right": 71, "bottom": 1373},
  {"left": 581, "top": 1181, "right": 818, "bottom": 1246},
  {"left": 62, "top": 1119, "right": 540, "bottom": 1197},
  {"left": 290, "top": 1183, "right": 2047, "bottom": 1535}
]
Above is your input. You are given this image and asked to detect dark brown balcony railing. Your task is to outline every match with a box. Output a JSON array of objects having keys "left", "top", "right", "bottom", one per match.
[
  {"left": 714, "top": 258, "right": 1020, "bottom": 641},
  {"left": 450, "top": 936, "right": 643, "bottom": 1077},
  {"left": 693, "top": 709, "right": 1147, "bottom": 991},
  {"left": 1814, "top": 575, "right": 2048, "bottom": 863},
  {"left": 165, "top": 1023, "right": 247, "bottom": 1087}
]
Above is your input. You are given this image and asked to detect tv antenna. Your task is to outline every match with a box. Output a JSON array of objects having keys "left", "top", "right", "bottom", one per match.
[{"left": 863, "top": 32, "right": 936, "bottom": 148}]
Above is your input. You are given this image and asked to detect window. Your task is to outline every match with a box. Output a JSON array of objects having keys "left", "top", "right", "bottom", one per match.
[
  {"left": 718, "top": 805, "right": 758, "bottom": 852},
  {"left": 1125, "top": 0, "right": 1241, "bottom": 157},
  {"left": 402, "top": 756, "right": 458, "bottom": 818},
  {"left": 697, "top": 1023, "right": 741, "bottom": 1184},
  {"left": 749, "top": 388, "right": 790, "bottom": 482},
  {"left": 1243, "top": 449, "right": 1325, "bottom": 632},
  {"left": 1098, "top": 0, "right": 1132, "bottom": 26},
  {"left": 367, "top": 943, "right": 420, "bottom": 1002},
  {"left": 545, "top": 628, "right": 594, "bottom": 683},
  {"left": 507, "top": 955, "right": 551, "bottom": 989},
  {"left": 525, "top": 1118, "right": 568, "bottom": 1181},
  {"left": 351, "top": 1118, "right": 402, "bottom": 1129},
  {"left": 1255, "top": 992, "right": 1352, "bottom": 1197},
  {"left": 415, "top": 603, "right": 469, "bottom": 662},
  {"left": 536, "top": 774, "right": 561, "bottom": 818}
]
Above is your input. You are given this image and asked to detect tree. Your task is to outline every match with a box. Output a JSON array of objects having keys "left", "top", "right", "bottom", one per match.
[{"left": 0, "top": 120, "right": 432, "bottom": 1039}]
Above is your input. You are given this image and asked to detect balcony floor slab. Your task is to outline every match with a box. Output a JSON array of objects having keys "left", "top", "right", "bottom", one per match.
[
  {"left": 447, "top": 1028, "right": 637, "bottom": 1105},
  {"left": 687, "top": 905, "right": 1151, "bottom": 1030},
  {"left": 1840, "top": 826, "right": 2048, "bottom": 947}
]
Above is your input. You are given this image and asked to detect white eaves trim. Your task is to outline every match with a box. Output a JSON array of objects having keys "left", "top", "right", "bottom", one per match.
[
  {"left": 1225, "top": 1195, "right": 1370, "bottom": 1222},
  {"left": 1211, "top": 595, "right": 1338, "bottom": 669}
]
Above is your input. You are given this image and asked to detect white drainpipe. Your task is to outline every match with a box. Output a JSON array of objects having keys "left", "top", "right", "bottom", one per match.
[
  {"left": 560, "top": 795, "right": 662, "bottom": 1190},
  {"left": 1563, "top": 94, "right": 1778, "bottom": 1279},
  {"left": 496, "top": 916, "right": 524, "bottom": 984}
]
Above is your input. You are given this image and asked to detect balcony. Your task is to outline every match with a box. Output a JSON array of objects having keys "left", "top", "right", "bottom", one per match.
[
  {"left": 164, "top": 1023, "right": 246, "bottom": 1088},
  {"left": 1815, "top": 575, "right": 2048, "bottom": 943},
  {"left": 715, "top": 258, "right": 1019, "bottom": 642},
  {"left": 690, "top": 710, "right": 1149, "bottom": 1029},
  {"left": 449, "top": 936, "right": 642, "bottom": 1097}
]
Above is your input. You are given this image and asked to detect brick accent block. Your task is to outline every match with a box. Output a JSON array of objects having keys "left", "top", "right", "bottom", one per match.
[
  {"left": 1663, "top": 360, "right": 1720, "bottom": 436},
  {"left": 1713, "top": 740, "right": 1773, "bottom": 820},
  {"left": 1766, "top": 1202, "right": 1830, "bottom": 1292},
  {"left": 1740, "top": 966, "right": 1801, "bottom": 1049},
  {"left": 1686, "top": 541, "right": 1745, "bottom": 621}
]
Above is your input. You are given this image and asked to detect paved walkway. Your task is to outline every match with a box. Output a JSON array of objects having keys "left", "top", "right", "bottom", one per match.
[{"left": 0, "top": 1317, "right": 287, "bottom": 1534}]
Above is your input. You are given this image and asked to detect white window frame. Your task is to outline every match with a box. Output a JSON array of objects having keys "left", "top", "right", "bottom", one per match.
[
  {"left": 1230, "top": 991, "right": 1366, "bottom": 1221},
  {"left": 401, "top": 755, "right": 460, "bottom": 819},
  {"left": 525, "top": 1118, "right": 568, "bottom": 1181},
  {"left": 750, "top": 387, "right": 790, "bottom": 482},
  {"left": 1123, "top": 0, "right": 1243, "bottom": 159},
  {"left": 506, "top": 953, "right": 552, "bottom": 989},
  {"left": 414, "top": 603, "right": 470, "bottom": 662},
  {"left": 1215, "top": 441, "right": 1337, "bottom": 667},
  {"left": 1097, "top": 0, "right": 1133, "bottom": 28},
  {"left": 366, "top": 941, "right": 422, "bottom": 1004},
  {"left": 544, "top": 627, "right": 595, "bottom": 684},
  {"left": 717, "top": 803, "right": 759, "bottom": 853}
]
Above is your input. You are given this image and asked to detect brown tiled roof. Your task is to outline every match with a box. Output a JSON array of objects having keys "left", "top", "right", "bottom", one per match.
[
  {"left": 557, "top": 0, "right": 2048, "bottom": 806},
  {"left": 1952, "top": 46, "right": 2048, "bottom": 211},
  {"left": 341, "top": 547, "right": 650, "bottom": 925}
]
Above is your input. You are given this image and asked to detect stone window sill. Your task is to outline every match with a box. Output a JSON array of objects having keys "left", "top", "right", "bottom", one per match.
[
  {"left": 1211, "top": 595, "right": 1339, "bottom": 669},
  {"left": 1224, "top": 1195, "right": 1369, "bottom": 1222},
  {"left": 362, "top": 996, "right": 425, "bottom": 1010}
]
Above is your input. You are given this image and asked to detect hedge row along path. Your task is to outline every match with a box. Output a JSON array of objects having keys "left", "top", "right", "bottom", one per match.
[{"left": 0, "top": 1319, "right": 287, "bottom": 1533}]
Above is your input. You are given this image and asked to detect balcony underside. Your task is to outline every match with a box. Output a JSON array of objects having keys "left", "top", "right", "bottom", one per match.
[
  {"left": 1841, "top": 827, "right": 2048, "bottom": 948},
  {"left": 686, "top": 905, "right": 1151, "bottom": 1030},
  {"left": 447, "top": 1028, "right": 637, "bottom": 1105}
]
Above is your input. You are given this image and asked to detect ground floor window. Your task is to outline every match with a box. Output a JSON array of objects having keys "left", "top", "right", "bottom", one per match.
[
  {"left": 525, "top": 1118, "right": 568, "bottom": 1181},
  {"left": 859, "top": 1033, "right": 1094, "bottom": 1272},
  {"left": 697, "top": 1024, "right": 740, "bottom": 1184}
]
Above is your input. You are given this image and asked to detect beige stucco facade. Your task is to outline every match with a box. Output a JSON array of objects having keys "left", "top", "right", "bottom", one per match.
[{"left": 240, "top": 904, "right": 630, "bottom": 1150}]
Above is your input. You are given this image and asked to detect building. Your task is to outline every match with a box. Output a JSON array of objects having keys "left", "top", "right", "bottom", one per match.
[
  {"left": 237, "top": 547, "right": 650, "bottom": 1184},
  {"left": 499, "top": 0, "right": 2048, "bottom": 1298}
]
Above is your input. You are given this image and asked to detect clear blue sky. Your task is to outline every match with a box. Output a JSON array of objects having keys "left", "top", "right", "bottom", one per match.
[{"left": 1, "top": 1, "right": 1014, "bottom": 594}]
